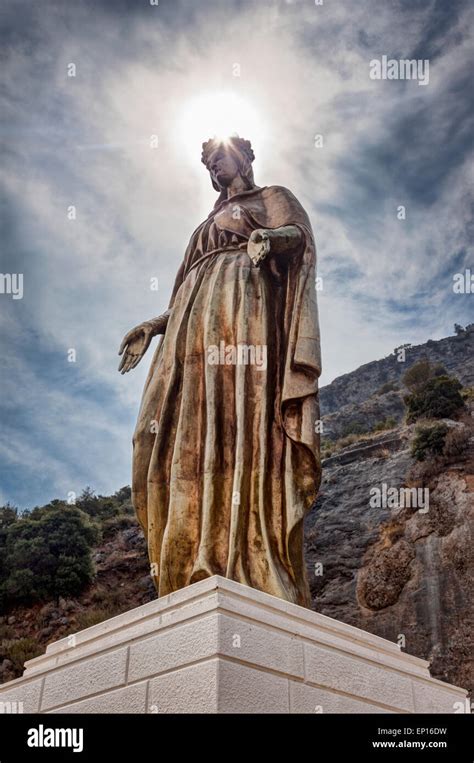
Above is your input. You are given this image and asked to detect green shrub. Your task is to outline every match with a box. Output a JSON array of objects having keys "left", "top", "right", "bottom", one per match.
[
  {"left": 461, "top": 386, "right": 474, "bottom": 401},
  {"left": 340, "top": 421, "right": 367, "bottom": 437},
  {"left": 0, "top": 505, "right": 18, "bottom": 602},
  {"left": 0, "top": 637, "right": 42, "bottom": 674},
  {"left": 411, "top": 424, "right": 449, "bottom": 462},
  {"left": 0, "top": 504, "right": 99, "bottom": 608},
  {"left": 0, "top": 505, "right": 18, "bottom": 529},
  {"left": 76, "top": 488, "right": 120, "bottom": 521},
  {"left": 372, "top": 416, "right": 398, "bottom": 432},
  {"left": 102, "top": 514, "right": 137, "bottom": 538},
  {"left": 403, "top": 359, "right": 446, "bottom": 391},
  {"left": 405, "top": 375, "right": 464, "bottom": 423}
]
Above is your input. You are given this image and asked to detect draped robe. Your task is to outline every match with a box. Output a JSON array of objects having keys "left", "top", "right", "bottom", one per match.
[{"left": 132, "top": 184, "right": 321, "bottom": 607}]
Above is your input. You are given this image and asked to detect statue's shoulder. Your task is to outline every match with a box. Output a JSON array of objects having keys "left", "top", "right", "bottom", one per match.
[
  {"left": 258, "top": 185, "right": 307, "bottom": 214},
  {"left": 260, "top": 184, "right": 296, "bottom": 200},
  {"left": 259, "top": 185, "right": 304, "bottom": 208}
]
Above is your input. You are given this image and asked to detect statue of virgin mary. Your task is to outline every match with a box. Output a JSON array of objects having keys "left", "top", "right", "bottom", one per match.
[{"left": 118, "top": 136, "right": 321, "bottom": 607}]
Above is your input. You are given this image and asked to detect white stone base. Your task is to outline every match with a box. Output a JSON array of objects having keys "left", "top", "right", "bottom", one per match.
[{"left": 0, "top": 576, "right": 468, "bottom": 713}]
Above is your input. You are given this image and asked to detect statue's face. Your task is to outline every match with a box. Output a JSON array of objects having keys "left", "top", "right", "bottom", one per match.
[{"left": 207, "top": 146, "right": 240, "bottom": 189}]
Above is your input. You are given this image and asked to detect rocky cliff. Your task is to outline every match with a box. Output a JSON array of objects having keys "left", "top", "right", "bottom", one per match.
[
  {"left": 306, "top": 327, "right": 474, "bottom": 696},
  {"left": 321, "top": 324, "right": 474, "bottom": 440}
]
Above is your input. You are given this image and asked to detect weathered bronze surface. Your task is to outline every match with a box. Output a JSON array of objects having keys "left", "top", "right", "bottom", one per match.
[{"left": 119, "top": 137, "right": 321, "bottom": 607}]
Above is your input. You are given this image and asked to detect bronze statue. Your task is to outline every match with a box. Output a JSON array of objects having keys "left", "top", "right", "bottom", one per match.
[{"left": 118, "top": 136, "right": 321, "bottom": 607}]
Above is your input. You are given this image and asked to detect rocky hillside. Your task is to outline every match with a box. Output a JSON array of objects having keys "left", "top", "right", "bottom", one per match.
[
  {"left": 321, "top": 323, "right": 474, "bottom": 440},
  {"left": 1, "top": 327, "right": 473, "bottom": 700},
  {"left": 307, "top": 325, "right": 474, "bottom": 695},
  {"left": 305, "top": 415, "right": 474, "bottom": 696}
]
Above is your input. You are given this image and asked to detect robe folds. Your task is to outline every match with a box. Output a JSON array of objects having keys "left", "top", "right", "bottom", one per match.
[{"left": 132, "top": 184, "right": 321, "bottom": 607}]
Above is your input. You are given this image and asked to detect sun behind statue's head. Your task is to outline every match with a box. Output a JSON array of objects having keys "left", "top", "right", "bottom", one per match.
[{"left": 201, "top": 135, "right": 256, "bottom": 192}]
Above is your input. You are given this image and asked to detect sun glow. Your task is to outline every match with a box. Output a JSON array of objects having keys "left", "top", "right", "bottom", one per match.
[{"left": 176, "top": 91, "right": 264, "bottom": 163}]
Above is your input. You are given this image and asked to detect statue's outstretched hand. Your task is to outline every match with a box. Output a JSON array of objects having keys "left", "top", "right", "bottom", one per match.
[
  {"left": 247, "top": 226, "right": 303, "bottom": 268},
  {"left": 118, "top": 321, "right": 154, "bottom": 374},
  {"left": 247, "top": 229, "right": 271, "bottom": 267}
]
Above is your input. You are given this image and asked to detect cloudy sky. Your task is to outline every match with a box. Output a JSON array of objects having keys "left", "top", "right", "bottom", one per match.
[{"left": 1, "top": 0, "right": 472, "bottom": 508}]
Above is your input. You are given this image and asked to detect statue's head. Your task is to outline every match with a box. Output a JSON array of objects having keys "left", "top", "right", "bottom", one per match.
[{"left": 201, "top": 136, "right": 256, "bottom": 193}]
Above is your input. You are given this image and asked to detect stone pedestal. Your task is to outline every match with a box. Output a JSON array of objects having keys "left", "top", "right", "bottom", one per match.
[{"left": 0, "top": 576, "right": 468, "bottom": 713}]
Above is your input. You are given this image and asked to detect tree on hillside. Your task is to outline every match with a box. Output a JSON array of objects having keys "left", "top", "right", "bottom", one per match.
[
  {"left": 403, "top": 360, "right": 464, "bottom": 424},
  {"left": 0, "top": 503, "right": 99, "bottom": 609},
  {"left": 402, "top": 359, "right": 447, "bottom": 392},
  {"left": 411, "top": 423, "right": 449, "bottom": 461},
  {"left": 76, "top": 486, "right": 124, "bottom": 521},
  {"left": 0, "top": 505, "right": 18, "bottom": 600}
]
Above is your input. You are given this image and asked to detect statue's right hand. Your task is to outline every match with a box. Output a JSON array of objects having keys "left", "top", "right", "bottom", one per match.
[{"left": 118, "top": 322, "right": 154, "bottom": 374}]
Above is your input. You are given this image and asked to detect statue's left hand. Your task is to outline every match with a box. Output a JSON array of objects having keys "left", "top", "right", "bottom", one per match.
[
  {"left": 247, "top": 229, "right": 271, "bottom": 267},
  {"left": 248, "top": 226, "right": 303, "bottom": 267}
]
